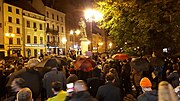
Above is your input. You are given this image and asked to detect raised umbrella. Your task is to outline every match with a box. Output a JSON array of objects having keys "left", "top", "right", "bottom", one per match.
[
  {"left": 73, "top": 56, "right": 96, "bottom": 72},
  {"left": 112, "top": 53, "right": 129, "bottom": 60}
]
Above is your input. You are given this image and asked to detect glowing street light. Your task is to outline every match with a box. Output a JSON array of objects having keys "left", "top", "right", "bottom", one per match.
[
  {"left": 62, "top": 37, "right": 67, "bottom": 44},
  {"left": 84, "top": 9, "right": 103, "bottom": 51}
]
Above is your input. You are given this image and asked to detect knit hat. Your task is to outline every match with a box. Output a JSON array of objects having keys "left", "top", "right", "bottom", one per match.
[{"left": 140, "top": 77, "right": 152, "bottom": 88}]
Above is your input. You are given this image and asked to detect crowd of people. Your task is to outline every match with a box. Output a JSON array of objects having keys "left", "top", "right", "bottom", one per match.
[{"left": 0, "top": 53, "right": 179, "bottom": 101}]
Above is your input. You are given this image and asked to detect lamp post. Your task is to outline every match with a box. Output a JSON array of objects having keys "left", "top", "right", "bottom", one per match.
[
  {"left": 84, "top": 9, "right": 103, "bottom": 52},
  {"left": 5, "top": 33, "right": 15, "bottom": 56},
  {"left": 62, "top": 37, "right": 67, "bottom": 55}
]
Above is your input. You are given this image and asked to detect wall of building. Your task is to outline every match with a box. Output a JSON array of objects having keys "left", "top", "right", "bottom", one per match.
[
  {"left": 0, "top": 0, "right": 4, "bottom": 58},
  {"left": 3, "top": 3, "right": 23, "bottom": 56},
  {"left": 23, "top": 10, "right": 46, "bottom": 57}
]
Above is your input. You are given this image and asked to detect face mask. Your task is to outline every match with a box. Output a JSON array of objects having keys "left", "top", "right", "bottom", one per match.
[{"left": 142, "top": 87, "right": 152, "bottom": 93}]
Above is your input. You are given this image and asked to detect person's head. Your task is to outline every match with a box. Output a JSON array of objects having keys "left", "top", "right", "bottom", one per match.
[
  {"left": 26, "top": 58, "right": 40, "bottom": 69},
  {"left": 69, "top": 68, "right": 76, "bottom": 74},
  {"left": 140, "top": 77, "right": 152, "bottom": 92},
  {"left": 16, "top": 88, "right": 32, "bottom": 101},
  {"left": 11, "top": 78, "right": 26, "bottom": 92},
  {"left": 51, "top": 81, "right": 62, "bottom": 93},
  {"left": 158, "top": 81, "right": 178, "bottom": 101},
  {"left": 105, "top": 72, "right": 115, "bottom": 83},
  {"left": 74, "top": 80, "right": 87, "bottom": 92}
]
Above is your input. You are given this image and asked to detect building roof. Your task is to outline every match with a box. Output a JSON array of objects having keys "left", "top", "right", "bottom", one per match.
[{"left": 4, "top": 0, "right": 43, "bottom": 15}]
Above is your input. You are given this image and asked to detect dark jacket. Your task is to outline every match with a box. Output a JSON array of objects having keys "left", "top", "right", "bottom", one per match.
[
  {"left": 96, "top": 82, "right": 123, "bottom": 101},
  {"left": 70, "top": 91, "right": 97, "bottom": 101},
  {"left": 16, "top": 68, "right": 42, "bottom": 100},
  {"left": 167, "top": 71, "right": 180, "bottom": 88},
  {"left": 137, "top": 90, "right": 158, "bottom": 101}
]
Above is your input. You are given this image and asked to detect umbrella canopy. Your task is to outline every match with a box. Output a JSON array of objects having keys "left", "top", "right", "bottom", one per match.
[
  {"left": 112, "top": 53, "right": 129, "bottom": 60},
  {"left": 130, "top": 58, "right": 150, "bottom": 72},
  {"left": 36, "top": 58, "right": 62, "bottom": 68},
  {"left": 74, "top": 56, "right": 96, "bottom": 72},
  {"left": 149, "top": 57, "right": 165, "bottom": 67},
  {"left": 56, "top": 57, "right": 69, "bottom": 66}
]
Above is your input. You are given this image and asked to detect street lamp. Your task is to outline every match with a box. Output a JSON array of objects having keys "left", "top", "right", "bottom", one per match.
[
  {"left": 84, "top": 9, "right": 103, "bottom": 52},
  {"left": 6, "top": 33, "right": 15, "bottom": 56},
  {"left": 109, "top": 42, "right": 112, "bottom": 49}
]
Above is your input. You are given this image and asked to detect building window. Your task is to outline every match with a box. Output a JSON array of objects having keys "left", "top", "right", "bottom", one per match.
[
  {"left": 52, "top": 14, "right": 54, "bottom": 19},
  {"left": 47, "top": 36, "right": 50, "bottom": 42},
  {"left": 58, "top": 37, "right": 59, "bottom": 42},
  {"left": 27, "top": 21, "right": 30, "bottom": 27},
  {"left": 16, "top": 18, "right": 20, "bottom": 24},
  {"left": 47, "top": 23, "right": 49, "bottom": 29},
  {"left": 53, "top": 36, "right": 55, "bottom": 42},
  {"left": 52, "top": 25, "right": 54, "bottom": 30},
  {"left": 61, "top": 27, "right": 64, "bottom": 33},
  {"left": 40, "top": 37, "right": 43, "bottom": 44},
  {"left": 0, "top": 23, "right": 2, "bottom": 28},
  {"left": 27, "top": 35, "right": 30, "bottom": 43},
  {"left": 61, "top": 17, "right": 63, "bottom": 22},
  {"left": 9, "top": 38, "right": 13, "bottom": 44},
  {"left": 0, "top": 6, "right": 1, "bottom": 11},
  {"left": 16, "top": 9, "right": 19, "bottom": 14},
  {"left": 16, "top": 28, "right": 20, "bottom": 34},
  {"left": 57, "top": 26, "right": 59, "bottom": 31},
  {"left": 34, "top": 49, "right": 37, "bottom": 57},
  {"left": 8, "top": 16, "right": 12, "bottom": 22},
  {"left": 33, "top": 22, "right": 36, "bottom": 28},
  {"left": 57, "top": 15, "right": 59, "bottom": 21},
  {"left": 34, "top": 36, "right": 37, "bottom": 44},
  {"left": 39, "top": 24, "right": 42, "bottom": 30},
  {"left": 9, "top": 26, "right": 13, "bottom": 33},
  {"left": 17, "top": 38, "right": 20, "bottom": 45},
  {"left": 46, "top": 11, "right": 49, "bottom": 17},
  {"left": 8, "top": 6, "right": 12, "bottom": 12}
]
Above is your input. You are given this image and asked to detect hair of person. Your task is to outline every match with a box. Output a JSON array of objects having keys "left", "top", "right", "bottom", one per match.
[
  {"left": 105, "top": 72, "right": 115, "bottom": 82},
  {"left": 13, "top": 78, "right": 26, "bottom": 88},
  {"left": 16, "top": 88, "right": 32, "bottom": 101},
  {"left": 74, "top": 80, "right": 87, "bottom": 92},
  {"left": 51, "top": 81, "right": 62, "bottom": 92}
]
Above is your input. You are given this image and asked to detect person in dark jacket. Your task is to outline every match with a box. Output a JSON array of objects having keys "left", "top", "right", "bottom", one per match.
[
  {"left": 7, "top": 78, "right": 26, "bottom": 101},
  {"left": 67, "top": 80, "right": 97, "bottom": 101},
  {"left": 6, "top": 58, "right": 42, "bottom": 101},
  {"left": 96, "top": 72, "right": 123, "bottom": 101},
  {"left": 167, "top": 64, "right": 180, "bottom": 88},
  {"left": 138, "top": 77, "right": 158, "bottom": 101}
]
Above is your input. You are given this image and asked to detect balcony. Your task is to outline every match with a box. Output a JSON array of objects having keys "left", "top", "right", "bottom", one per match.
[{"left": 46, "top": 28, "right": 59, "bottom": 35}]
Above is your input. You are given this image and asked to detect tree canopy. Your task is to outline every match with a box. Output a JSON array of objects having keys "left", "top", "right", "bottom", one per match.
[{"left": 96, "top": 0, "right": 180, "bottom": 55}]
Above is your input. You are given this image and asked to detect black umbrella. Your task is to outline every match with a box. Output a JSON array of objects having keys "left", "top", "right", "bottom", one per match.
[
  {"left": 130, "top": 58, "right": 150, "bottom": 72},
  {"left": 56, "top": 57, "right": 69, "bottom": 66},
  {"left": 36, "top": 58, "right": 62, "bottom": 68}
]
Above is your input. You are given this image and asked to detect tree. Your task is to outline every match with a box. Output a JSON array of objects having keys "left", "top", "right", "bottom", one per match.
[{"left": 96, "top": 0, "right": 180, "bottom": 55}]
